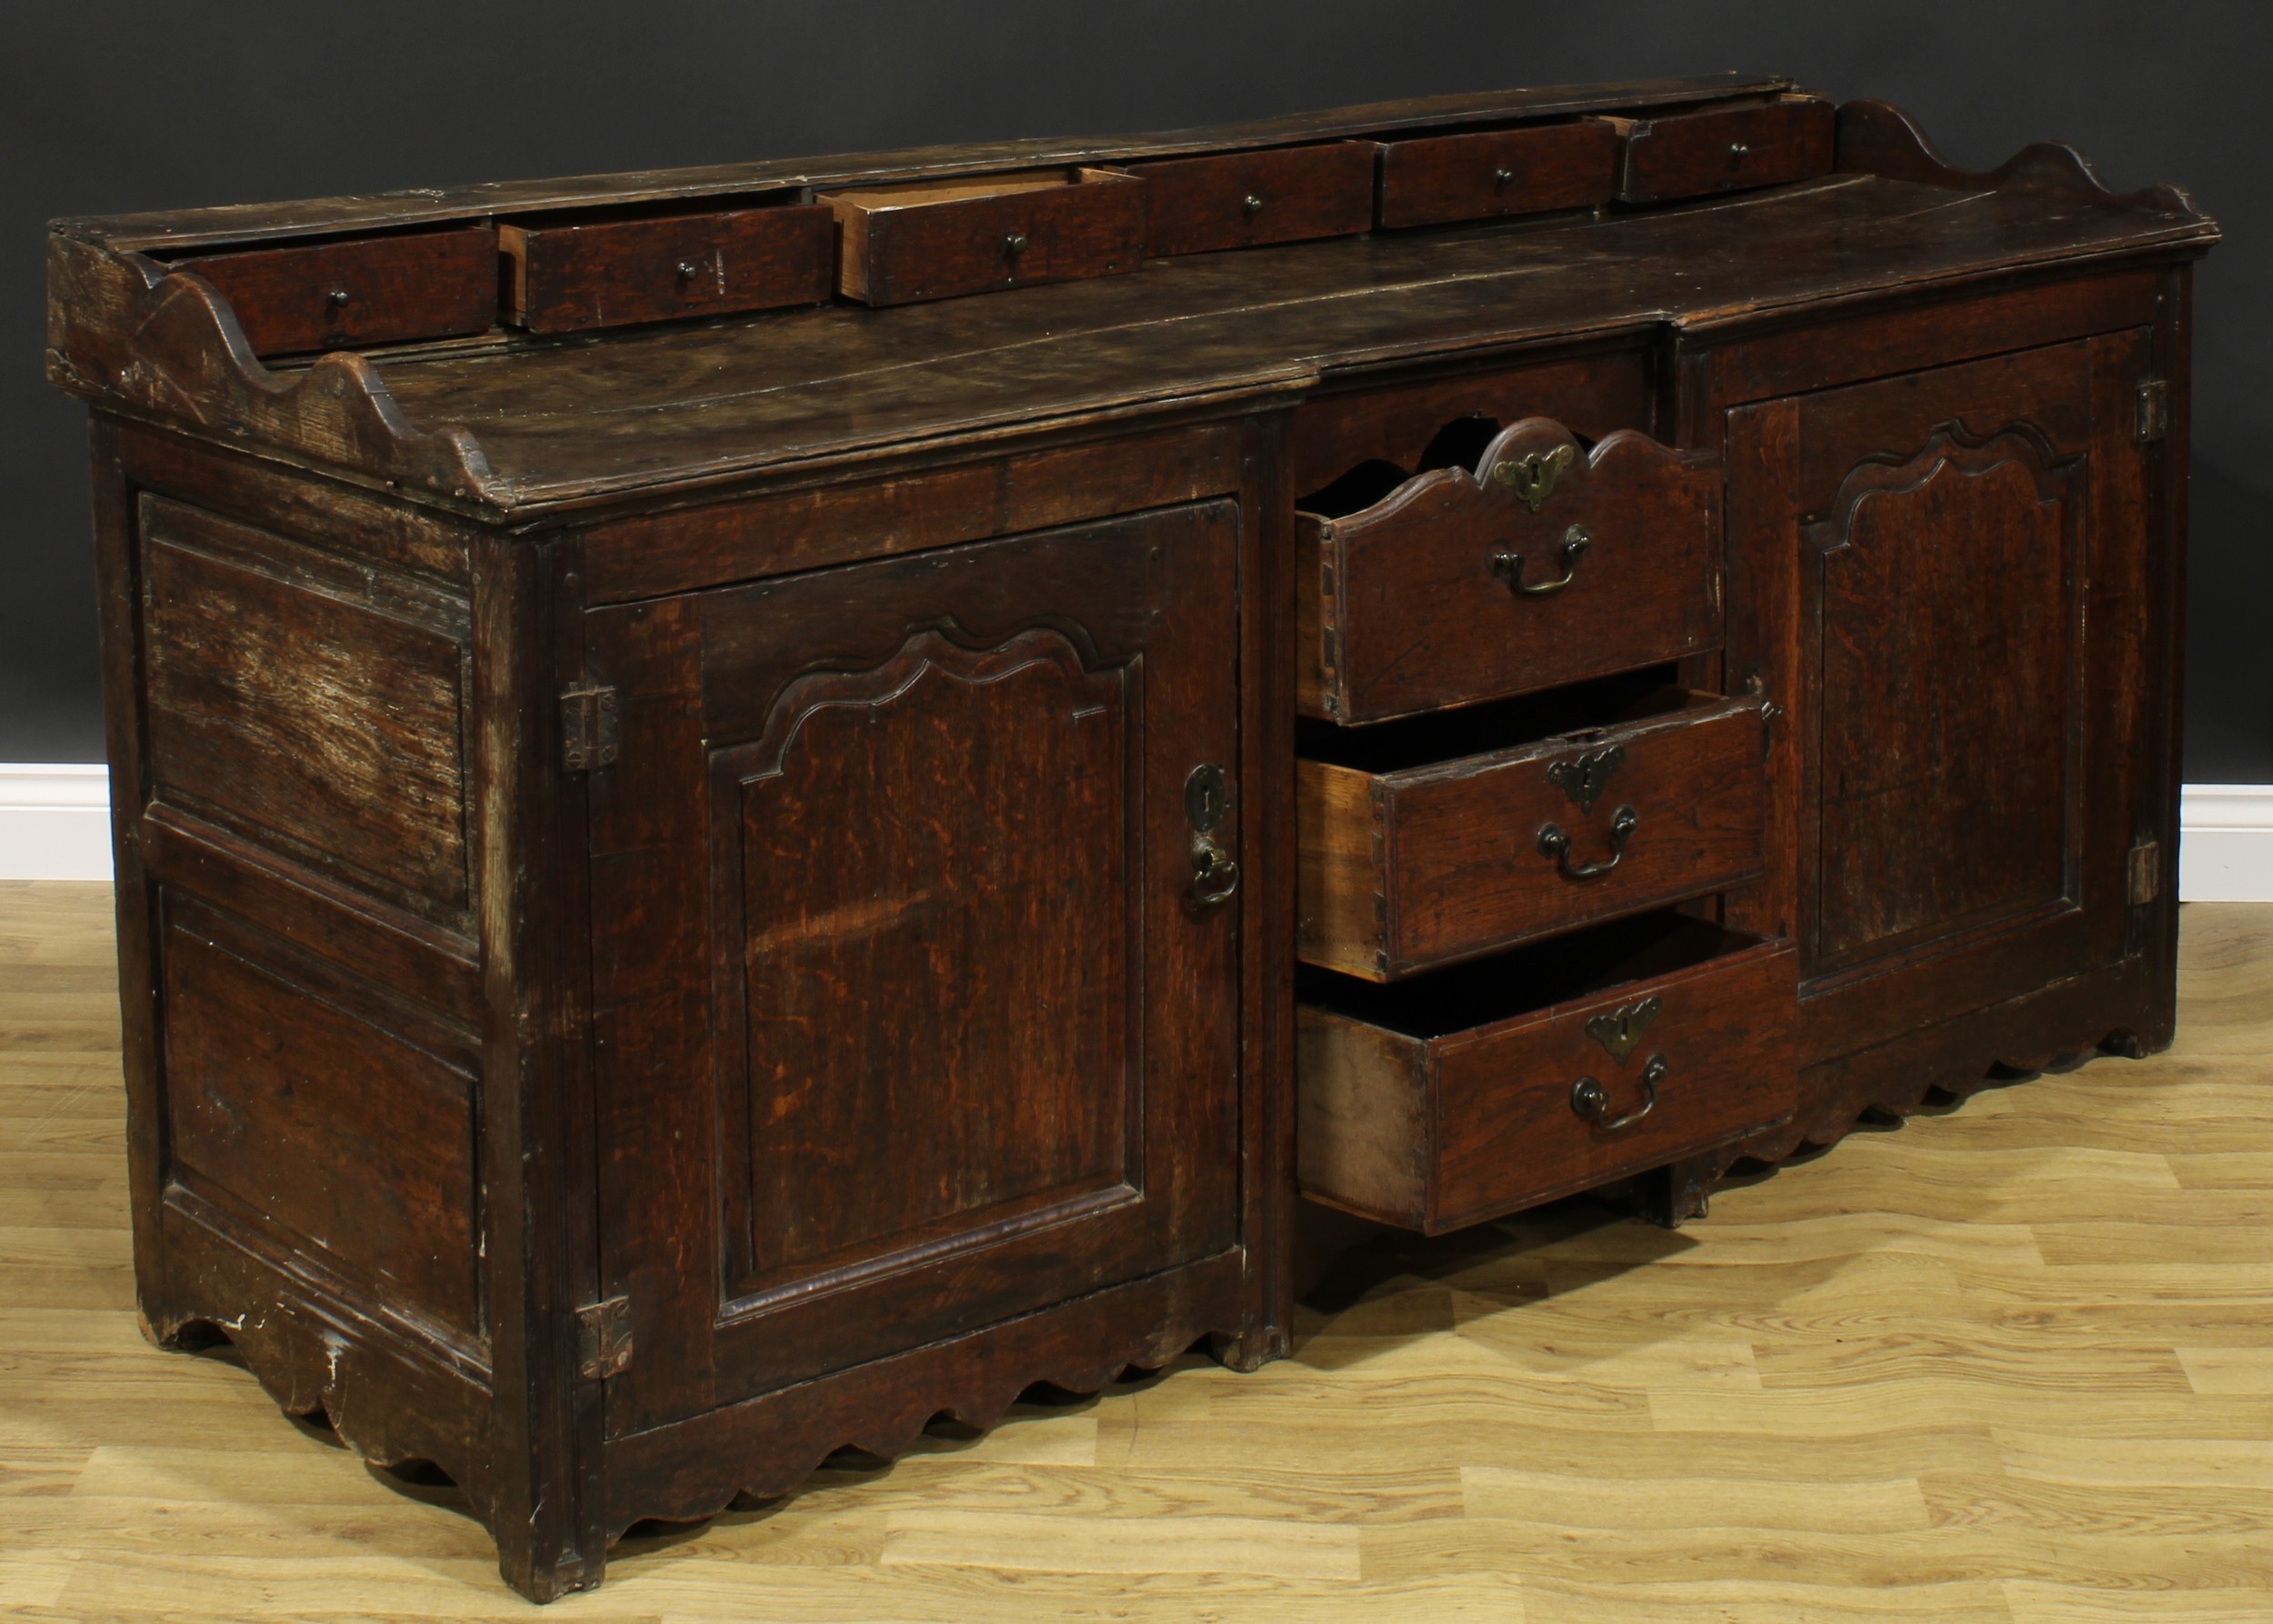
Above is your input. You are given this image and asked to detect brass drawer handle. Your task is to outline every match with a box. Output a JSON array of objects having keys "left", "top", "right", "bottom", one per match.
[
  {"left": 1537, "top": 802, "right": 1637, "bottom": 880},
  {"left": 1572, "top": 1052, "right": 1667, "bottom": 1134},
  {"left": 1491, "top": 524, "right": 1591, "bottom": 596}
]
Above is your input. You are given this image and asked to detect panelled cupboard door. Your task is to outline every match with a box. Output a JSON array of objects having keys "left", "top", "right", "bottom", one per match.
[
  {"left": 583, "top": 501, "right": 1243, "bottom": 1437},
  {"left": 1724, "top": 335, "right": 2158, "bottom": 1068}
]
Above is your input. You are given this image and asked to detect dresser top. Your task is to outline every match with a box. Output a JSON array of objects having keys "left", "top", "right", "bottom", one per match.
[{"left": 45, "top": 82, "right": 2217, "bottom": 519}]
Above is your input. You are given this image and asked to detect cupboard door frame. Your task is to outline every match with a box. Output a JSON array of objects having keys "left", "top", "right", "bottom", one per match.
[
  {"left": 583, "top": 500, "right": 1245, "bottom": 1437},
  {"left": 1723, "top": 329, "right": 2160, "bottom": 1070}
]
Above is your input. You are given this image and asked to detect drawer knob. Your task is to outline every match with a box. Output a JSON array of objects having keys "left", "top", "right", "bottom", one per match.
[
  {"left": 1491, "top": 525, "right": 1592, "bottom": 596},
  {"left": 1493, "top": 166, "right": 1517, "bottom": 187},
  {"left": 1572, "top": 1053, "right": 1667, "bottom": 1134},
  {"left": 1537, "top": 801, "right": 1637, "bottom": 880},
  {"left": 1004, "top": 233, "right": 1030, "bottom": 257},
  {"left": 1243, "top": 193, "right": 1266, "bottom": 216},
  {"left": 1728, "top": 141, "right": 1750, "bottom": 162},
  {"left": 676, "top": 260, "right": 700, "bottom": 281},
  {"left": 325, "top": 288, "right": 352, "bottom": 309}
]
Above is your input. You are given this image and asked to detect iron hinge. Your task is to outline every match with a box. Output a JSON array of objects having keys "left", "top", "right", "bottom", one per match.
[
  {"left": 575, "top": 1295, "right": 632, "bottom": 1379},
  {"left": 2134, "top": 378, "right": 2169, "bottom": 444},
  {"left": 560, "top": 684, "right": 619, "bottom": 773},
  {"left": 2128, "top": 840, "right": 2162, "bottom": 906}
]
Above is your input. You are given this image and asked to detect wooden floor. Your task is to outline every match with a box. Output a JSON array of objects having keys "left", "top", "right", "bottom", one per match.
[{"left": 4, "top": 883, "right": 2270, "bottom": 1620}]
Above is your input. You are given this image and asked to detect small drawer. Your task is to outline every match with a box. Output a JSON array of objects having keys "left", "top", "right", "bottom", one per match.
[
  {"left": 1298, "top": 417, "right": 1720, "bottom": 725},
  {"left": 1376, "top": 119, "right": 1619, "bottom": 229},
  {"left": 1300, "top": 914, "right": 1797, "bottom": 1234},
  {"left": 1614, "top": 95, "right": 1836, "bottom": 205},
  {"left": 1299, "top": 684, "right": 1767, "bottom": 981},
  {"left": 170, "top": 227, "right": 498, "bottom": 357},
  {"left": 1123, "top": 141, "right": 1375, "bottom": 256},
  {"left": 498, "top": 204, "right": 835, "bottom": 334},
  {"left": 822, "top": 167, "right": 1147, "bottom": 306}
]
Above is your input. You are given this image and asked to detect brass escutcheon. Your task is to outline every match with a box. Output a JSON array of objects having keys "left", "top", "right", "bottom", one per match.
[
  {"left": 1586, "top": 996, "right": 1664, "bottom": 1065},
  {"left": 1491, "top": 441, "right": 1577, "bottom": 512}
]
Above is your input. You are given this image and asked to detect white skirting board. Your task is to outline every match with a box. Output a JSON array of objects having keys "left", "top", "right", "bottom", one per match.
[
  {"left": 0, "top": 766, "right": 114, "bottom": 881},
  {"left": 4, "top": 765, "right": 2272, "bottom": 898},
  {"left": 2180, "top": 784, "right": 2273, "bottom": 903}
]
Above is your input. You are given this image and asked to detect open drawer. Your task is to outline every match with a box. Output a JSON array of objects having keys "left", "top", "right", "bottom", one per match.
[
  {"left": 1299, "top": 913, "right": 1797, "bottom": 1234},
  {"left": 1612, "top": 94, "right": 1837, "bottom": 205},
  {"left": 820, "top": 167, "right": 1147, "bottom": 306},
  {"left": 498, "top": 202, "right": 835, "bottom": 333},
  {"left": 1298, "top": 417, "right": 1721, "bottom": 725},
  {"left": 1299, "top": 679, "right": 1767, "bottom": 981}
]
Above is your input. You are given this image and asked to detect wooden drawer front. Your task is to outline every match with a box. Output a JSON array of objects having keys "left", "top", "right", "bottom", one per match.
[
  {"left": 1300, "top": 690, "right": 1766, "bottom": 981},
  {"left": 1126, "top": 142, "right": 1375, "bottom": 256},
  {"left": 1377, "top": 119, "right": 1619, "bottom": 228},
  {"left": 499, "top": 205, "right": 834, "bottom": 334},
  {"left": 1301, "top": 917, "right": 1795, "bottom": 1232},
  {"left": 824, "top": 168, "right": 1147, "bottom": 306},
  {"left": 171, "top": 227, "right": 497, "bottom": 356},
  {"left": 1616, "top": 95, "right": 1835, "bottom": 205},
  {"left": 1300, "top": 418, "right": 1720, "bottom": 725}
]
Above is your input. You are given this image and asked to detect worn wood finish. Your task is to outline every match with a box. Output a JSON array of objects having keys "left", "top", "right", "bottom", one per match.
[
  {"left": 1375, "top": 119, "right": 1619, "bottom": 229},
  {"left": 168, "top": 227, "right": 497, "bottom": 356},
  {"left": 1126, "top": 141, "right": 1375, "bottom": 256},
  {"left": 1298, "top": 417, "right": 1721, "bottom": 724},
  {"left": 138, "top": 497, "right": 474, "bottom": 923},
  {"left": 825, "top": 168, "right": 1147, "bottom": 306},
  {"left": 1299, "top": 916, "right": 1796, "bottom": 1233},
  {"left": 1614, "top": 95, "right": 1836, "bottom": 205},
  {"left": 1298, "top": 690, "right": 1767, "bottom": 979},
  {"left": 499, "top": 203, "right": 834, "bottom": 333},
  {"left": 41, "top": 83, "right": 2211, "bottom": 1604},
  {"left": 586, "top": 502, "right": 1243, "bottom": 1435}
]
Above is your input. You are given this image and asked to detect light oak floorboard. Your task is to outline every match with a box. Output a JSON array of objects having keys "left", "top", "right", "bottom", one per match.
[{"left": 1, "top": 879, "right": 2268, "bottom": 1619}]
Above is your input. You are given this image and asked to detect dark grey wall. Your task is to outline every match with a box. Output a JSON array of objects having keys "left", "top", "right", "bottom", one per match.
[{"left": 5, "top": 1, "right": 2267, "bottom": 776}]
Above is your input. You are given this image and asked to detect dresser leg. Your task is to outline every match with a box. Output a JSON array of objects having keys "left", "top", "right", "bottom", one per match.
[
  {"left": 1637, "top": 1152, "right": 1721, "bottom": 1228},
  {"left": 1210, "top": 1326, "right": 1291, "bottom": 1372}
]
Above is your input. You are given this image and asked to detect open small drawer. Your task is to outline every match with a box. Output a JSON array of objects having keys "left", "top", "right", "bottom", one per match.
[
  {"left": 168, "top": 227, "right": 498, "bottom": 357},
  {"left": 1612, "top": 93, "right": 1837, "bottom": 205},
  {"left": 820, "top": 167, "right": 1147, "bottom": 306},
  {"left": 1299, "top": 677, "right": 1767, "bottom": 981},
  {"left": 1299, "top": 913, "right": 1797, "bottom": 1234},
  {"left": 1298, "top": 417, "right": 1721, "bottom": 725},
  {"left": 498, "top": 202, "right": 835, "bottom": 334}
]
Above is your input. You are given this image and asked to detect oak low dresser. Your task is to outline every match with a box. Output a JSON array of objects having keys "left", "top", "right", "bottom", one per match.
[{"left": 44, "top": 74, "right": 2216, "bottom": 1599}]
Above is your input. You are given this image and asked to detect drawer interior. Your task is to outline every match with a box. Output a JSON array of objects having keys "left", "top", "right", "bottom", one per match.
[
  {"left": 1297, "top": 666, "right": 1687, "bottom": 768},
  {"left": 1300, "top": 909, "right": 1761, "bottom": 1039},
  {"left": 822, "top": 168, "right": 1096, "bottom": 214}
]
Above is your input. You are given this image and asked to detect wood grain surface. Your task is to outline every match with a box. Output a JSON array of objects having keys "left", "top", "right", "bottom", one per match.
[{"left": 6, "top": 878, "right": 2268, "bottom": 1619}]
